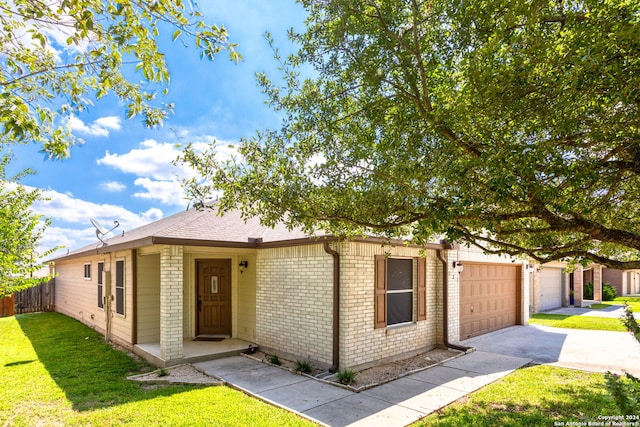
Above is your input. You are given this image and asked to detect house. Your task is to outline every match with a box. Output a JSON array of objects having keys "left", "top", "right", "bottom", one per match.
[
  {"left": 602, "top": 268, "right": 640, "bottom": 296},
  {"left": 51, "top": 207, "right": 534, "bottom": 369}
]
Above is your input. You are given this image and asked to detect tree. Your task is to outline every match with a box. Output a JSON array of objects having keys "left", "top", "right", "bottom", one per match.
[
  {"left": 1, "top": 0, "right": 239, "bottom": 159},
  {"left": 181, "top": 0, "right": 640, "bottom": 269},
  {"left": 0, "top": 155, "right": 54, "bottom": 298}
]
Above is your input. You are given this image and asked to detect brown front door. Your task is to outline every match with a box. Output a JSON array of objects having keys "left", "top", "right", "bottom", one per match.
[{"left": 197, "top": 259, "right": 231, "bottom": 336}]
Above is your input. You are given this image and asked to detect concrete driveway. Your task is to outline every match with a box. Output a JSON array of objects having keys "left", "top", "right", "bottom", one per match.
[{"left": 461, "top": 324, "right": 640, "bottom": 376}]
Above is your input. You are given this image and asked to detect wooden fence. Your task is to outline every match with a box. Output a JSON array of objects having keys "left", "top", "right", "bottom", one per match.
[
  {"left": 0, "top": 294, "right": 14, "bottom": 317},
  {"left": 0, "top": 279, "right": 55, "bottom": 317}
]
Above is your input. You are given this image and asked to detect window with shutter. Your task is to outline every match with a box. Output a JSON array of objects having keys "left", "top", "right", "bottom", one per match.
[
  {"left": 374, "top": 256, "right": 427, "bottom": 328},
  {"left": 97, "top": 261, "right": 104, "bottom": 308},
  {"left": 115, "top": 260, "right": 125, "bottom": 315},
  {"left": 83, "top": 263, "right": 91, "bottom": 280}
]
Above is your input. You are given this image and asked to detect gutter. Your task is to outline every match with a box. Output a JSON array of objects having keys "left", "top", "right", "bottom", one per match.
[
  {"left": 436, "top": 248, "right": 472, "bottom": 352},
  {"left": 323, "top": 242, "right": 340, "bottom": 373}
]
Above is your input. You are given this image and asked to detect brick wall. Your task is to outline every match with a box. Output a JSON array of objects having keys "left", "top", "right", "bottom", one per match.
[
  {"left": 339, "top": 242, "right": 440, "bottom": 370},
  {"left": 256, "top": 244, "right": 334, "bottom": 366},
  {"left": 160, "top": 245, "right": 183, "bottom": 361}
]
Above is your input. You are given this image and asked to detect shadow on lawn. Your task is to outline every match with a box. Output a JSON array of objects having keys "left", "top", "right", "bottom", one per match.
[{"left": 15, "top": 312, "right": 208, "bottom": 411}]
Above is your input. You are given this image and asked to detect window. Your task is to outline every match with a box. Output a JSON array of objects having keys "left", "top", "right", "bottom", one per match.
[
  {"left": 115, "top": 260, "right": 125, "bottom": 315},
  {"left": 97, "top": 262, "right": 104, "bottom": 309},
  {"left": 374, "top": 256, "right": 427, "bottom": 328},
  {"left": 83, "top": 263, "right": 91, "bottom": 280}
]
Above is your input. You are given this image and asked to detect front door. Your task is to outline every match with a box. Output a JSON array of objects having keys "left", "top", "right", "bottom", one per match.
[{"left": 197, "top": 259, "right": 231, "bottom": 336}]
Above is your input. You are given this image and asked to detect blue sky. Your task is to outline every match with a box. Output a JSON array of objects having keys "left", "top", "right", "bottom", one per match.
[{"left": 7, "top": 1, "right": 308, "bottom": 257}]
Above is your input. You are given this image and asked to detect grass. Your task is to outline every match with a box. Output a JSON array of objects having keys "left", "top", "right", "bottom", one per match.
[
  {"left": 529, "top": 314, "right": 627, "bottom": 332},
  {"left": 0, "top": 312, "right": 314, "bottom": 427},
  {"left": 599, "top": 296, "right": 640, "bottom": 312},
  {"left": 414, "top": 364, "right": 617, "bottom": 426}
]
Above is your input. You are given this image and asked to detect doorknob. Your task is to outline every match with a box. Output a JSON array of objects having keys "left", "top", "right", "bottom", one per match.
[{"left": 198, "top": 296, "right": 202, "bottom": 312}]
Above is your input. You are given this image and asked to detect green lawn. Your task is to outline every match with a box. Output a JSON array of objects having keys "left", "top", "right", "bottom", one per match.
[
  {"left": 0, "top": 312, "right": 314, "bottom": 426},
  {"left": 529, "top": 314, "right": 627, "bottom": 332},
  {"left": 599, "top": 296, "right": 640, "bottom": 312},
  {"left": 414, "top": 364, "right": 617, "bottom": 426}
]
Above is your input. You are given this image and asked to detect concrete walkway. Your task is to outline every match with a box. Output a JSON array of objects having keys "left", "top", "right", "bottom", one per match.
[
  {"left": 195, "top": 350, "right": 530, "bottom": 427},
  {"left": 544, "top": 304, "right": 632, "bottom": 319}
]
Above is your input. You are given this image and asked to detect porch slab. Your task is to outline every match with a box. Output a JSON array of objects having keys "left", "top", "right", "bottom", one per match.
[{"left": 134, "top": 338, "right": 253, "bottom": 367}]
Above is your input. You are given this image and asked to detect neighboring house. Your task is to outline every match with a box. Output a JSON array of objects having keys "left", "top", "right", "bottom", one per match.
[
  {"left": 602, "top": 268, "right": 640, "bottom": 296},
  {"left": 51, "top": 207, "right": 534, "bottom": 368},
  {"left": 528, "top": 262, "right": 617, "bottom": 313}
]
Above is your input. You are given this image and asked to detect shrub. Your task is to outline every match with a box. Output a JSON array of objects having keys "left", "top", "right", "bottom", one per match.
[
  {"left": 602, "top": 283, "right": 617, "bottom": 301},
  {"left": 294, "top": 359, "right": 311, "bottom": 374},
  {"left": 605, "top": 372, "right": 640, "bottom": 414},
  {"left": 584, "top": 282, "right": 594, "bottom": 299},
  {"left": 266, "top": 354, "right": 281, "bottom": 366},
  {"left": 620, "top": 304, "right": 640, "bottom": 343},
  {"left": 336, "top": 369, "right": 356, "bottom": 385}
]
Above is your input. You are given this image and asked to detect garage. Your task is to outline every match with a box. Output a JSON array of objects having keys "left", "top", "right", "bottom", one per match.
[
  {"left": 460, "top": 263, "right": 520, "bottom": 340},
  {"left": 538, "top": 267, "right": 563, "bottom": 311}
]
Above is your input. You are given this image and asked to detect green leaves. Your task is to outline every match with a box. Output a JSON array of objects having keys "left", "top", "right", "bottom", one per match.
[
  {"left": 0, "top": 0, "right": 240, "bottom": 158},
  {"left": 0, "top": 155, "right": 56, "bottom": 299},
  {"left": 182, "top": 0, "right": 640, "bottom": 269}
]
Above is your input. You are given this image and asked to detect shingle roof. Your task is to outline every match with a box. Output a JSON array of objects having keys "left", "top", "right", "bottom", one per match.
[{"left": 52, "top": 206, "right": 320, "bottom": 262}]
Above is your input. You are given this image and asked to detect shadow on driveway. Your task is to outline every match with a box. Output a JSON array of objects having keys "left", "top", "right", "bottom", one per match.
[{"left": 462, "top": 325, "right": 640, "bottom": 375}]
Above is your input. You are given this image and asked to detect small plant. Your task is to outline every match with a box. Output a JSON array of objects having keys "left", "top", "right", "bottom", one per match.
[
  {"left": 266, "top": 354, "right": 281, "bottom": 366},
  {"left": 605, "top": 371, "right": 640, "bottom": 414},
  {"left": 294, "top": 359, "right": 311, "bottom": 374},
  {"left": 620, "top": 303, "right": 640, "bottom": 343},
  {"left": 336, "top": 369, "right": 356, "bottom": 385},
  {"left": 584, "top": 282, "right": 594, "bottom": 299},
  {"left": 602, "top": 283, "right": 617, "bottom": 301},
  {"left": 157, "top": 368, "right": 169, "bottom": 377}
]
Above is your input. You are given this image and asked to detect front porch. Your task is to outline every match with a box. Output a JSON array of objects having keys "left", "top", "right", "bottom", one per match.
[{"left": 134, "top": 338, "right": 254, "bottom": 367}]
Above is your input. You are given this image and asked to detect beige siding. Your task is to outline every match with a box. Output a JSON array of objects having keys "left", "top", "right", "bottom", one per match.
[
  {"left": 256, "top": 244, "right": 334, "bottom": 366},
  {"left": 54, "top": 250, "right": 134, "bottom": 348},
  {"left": 137, "top": 253, "right": 160, "bottom": 343},
  {"left": 339, "top": 242, "right": 439, "bottom": 370},
  {"left": 55, "top": 255, "right": 107, "bottom": 334}
]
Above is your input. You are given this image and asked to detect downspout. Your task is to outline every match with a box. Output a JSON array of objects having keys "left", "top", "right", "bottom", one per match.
[
  {"left": 323, "top": 241, "right": 340, "bottom": 373},
  {"left": 436, "top": 249, "right": 471, "bottom": 352}
]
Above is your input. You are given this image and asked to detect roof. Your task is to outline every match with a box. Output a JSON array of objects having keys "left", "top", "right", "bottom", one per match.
[
  {"left": 50, "top": 205, "right": 452, "bottom": 263},
  {"left": 51, "top": 207, "right": 322, "bottom": 262}
]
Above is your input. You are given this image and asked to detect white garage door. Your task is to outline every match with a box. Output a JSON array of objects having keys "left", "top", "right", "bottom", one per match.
[{"left": 539, "top": 267, "right": 563, "bottom": 311}]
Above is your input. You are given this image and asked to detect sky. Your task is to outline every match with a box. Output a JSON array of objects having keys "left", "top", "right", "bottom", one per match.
[{"left": 6, "top": 1, "right": 308, "bottom": 258}]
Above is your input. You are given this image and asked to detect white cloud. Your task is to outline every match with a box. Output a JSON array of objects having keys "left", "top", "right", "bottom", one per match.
[
  {"left": 97, "top": 139, "right": 186, "bottom": 180},
  {"left": 132, "top": 178, "right": 186, "bottom": 206},
  {"left": 31, "top": 187, "right": 166, "bottom": 255},
  {"left": 65, "top": 115, "right": 121, "bottom": 137},
  {"left": 101, "top": 181, "right": 126, "bottom": 192},
  {"left": 97, "top": 137, "right": 240, "bottom": 205},
  {"left": 94, "top": 116, "right": 122, "bottom": 130},
  {"left": 141, "top": 208, "right": 164, "bottom": 222}
]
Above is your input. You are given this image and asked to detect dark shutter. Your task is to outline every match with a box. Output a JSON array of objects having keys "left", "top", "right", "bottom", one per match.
[
  {"left": 374, "top": 255, "right": 387, "bottom": 329},
  {"left": 417, "top": 257, "right": 427, "bottom": 321}
]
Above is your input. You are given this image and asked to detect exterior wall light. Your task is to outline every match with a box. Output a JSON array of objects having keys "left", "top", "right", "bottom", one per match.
[
  {"left": 238, "top": 260, "right": 248, "bottom": 274},
  {"left": 452, "top": 261, "right": 464, "bottom": 273}
]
